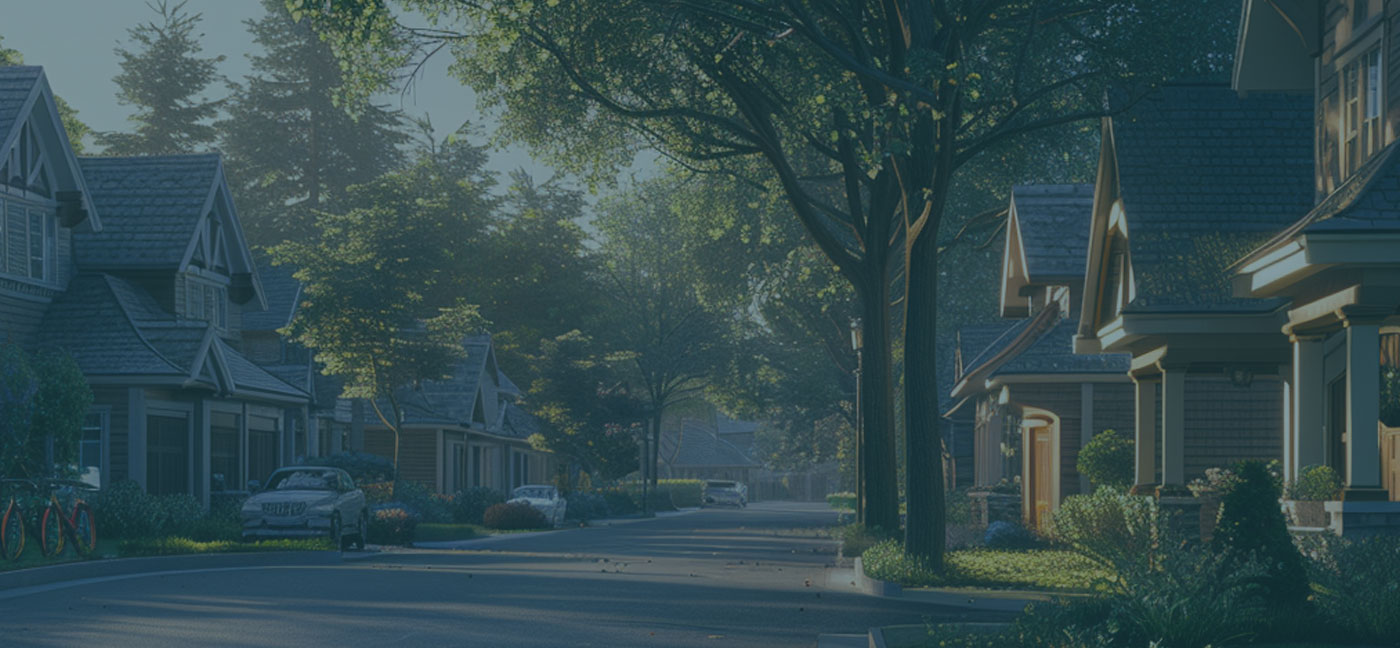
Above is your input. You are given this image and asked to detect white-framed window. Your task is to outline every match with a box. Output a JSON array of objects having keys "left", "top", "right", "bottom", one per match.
[
  {"left": 1342, "top": 45, "right": 1383, "bottom": 178},
  {"left": 79, "top": 408, "right": 109, "bottom": 488},
  {"left": 184, "top": 276, "right": 229, "bottom": 329},
  {"left": 0, "top": 195, "right": 57, "bottom": 284}
]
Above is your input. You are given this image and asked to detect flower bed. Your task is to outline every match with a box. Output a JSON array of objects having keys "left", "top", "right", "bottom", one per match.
[{"left": 859, "top": 541, "right": 1109, "bottom": 592}]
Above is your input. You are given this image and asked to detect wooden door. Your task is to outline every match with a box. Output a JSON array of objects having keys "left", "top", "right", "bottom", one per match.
[
  {"left": 1027, "top": 425, "right": 1054, "bottom": 529},
  {"left": 1383, "top": 425, "right": 1400, "bottom": 502}
]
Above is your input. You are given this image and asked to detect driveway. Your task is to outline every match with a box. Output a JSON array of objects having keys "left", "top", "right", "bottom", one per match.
[{"left": 2, "top": 501, "right": 1009, "bottom": 647}]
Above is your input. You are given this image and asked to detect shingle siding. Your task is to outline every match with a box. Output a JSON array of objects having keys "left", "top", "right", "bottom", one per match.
[{"left": 1183, "top": 377, "right": 1284, "bottom": 480}]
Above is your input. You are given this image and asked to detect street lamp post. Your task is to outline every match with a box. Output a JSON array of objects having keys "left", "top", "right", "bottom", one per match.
[{"left": 850, "top": 317, "right": 864, "bottom": 524}]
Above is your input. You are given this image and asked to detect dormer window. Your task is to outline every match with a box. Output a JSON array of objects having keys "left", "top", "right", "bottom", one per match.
[
  {"left": 0, "top": 196, "right": 57, "bottom": 285},
  {"left": 1342, "top": 45, "right": 1383, "bottom": 178},
  {"left": 185, "top": 275, "right": 228, "bottom": 329}
]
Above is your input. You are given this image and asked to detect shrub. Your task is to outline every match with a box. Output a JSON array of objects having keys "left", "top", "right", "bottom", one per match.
[
  {"left": 301, "top": 452, "right": 395, "bottom": 484},
  {"left": 982, "top": 521, "right": 1038, "bottom": 549},
  {"left": 367, "top": 506, "right": 418, "bottom": 545},
  {"left": 1051, "top": 486, "right": 1159, "bottom": 571},
  {"left": 389, "top": 480, "right": 453, "bottom": 523},
  {"left": 564, "top": 492, "right": 609, "bottom": 521},
  {"left": 1383, "top": 368, "right": 1400, "bottom": 427},
  {"left": 89, "top": 480, "right": 162, "bottom": 539},
  {"left": 836, "top": 523, "right": 888, "bottom": 558},
  {"left": 945, "top": 489, "right": 974, "bottom": 526},
  {"left": 1286, "top": 464, "right": 1342, "bottom": 501},
  {"left": 602, "top": 489, "right": 638, "bottom": 516},
  {"left": 482, "top": 501, "right": 548, "bottom": 530},
  {"left": 1211, "top": 460, "right": 1310, "bottom": 611},
  {"left": 360, "top": 481, "right": 393, "bottom": 505},
  {"left": 155, "top": 492, "right": 204, "bottom": 537},
  {"left": 656, "top": 479, "right": 704, "bottom": 508},
  {"left": 1304, "top": 534, "right": 1400, "bottom": 643},
  {"left": 451, "top": 486, "right": 505, "bottom": 524},
  {"left": 1076, "top": 429, "right": 1134, "bottom": 490},
  {"left": 826, "top": 491, "right": 857, "bottom": 510}
]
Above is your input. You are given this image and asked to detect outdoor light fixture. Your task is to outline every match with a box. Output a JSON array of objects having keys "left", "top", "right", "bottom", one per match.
[{"left": 850, "top": 317, "right": 863, "bottom": 351}]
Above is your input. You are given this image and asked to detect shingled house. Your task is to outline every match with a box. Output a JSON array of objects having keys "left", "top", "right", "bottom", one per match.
[
  {"left": 1229, "top": 0, "right": 1400, "bottom": 532},
  {"left": 1074, "top": 83, "right": 1313, "bottom": 493},
  {"left": 359, "top": 334, "right": 555, "bottom": 494},
  {"left": 948, "top": 185, "right": 1133, "bottom": 528}
]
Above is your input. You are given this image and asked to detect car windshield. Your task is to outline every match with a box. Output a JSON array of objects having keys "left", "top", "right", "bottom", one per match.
[
  {"left": 265, "top": 470, "right": 337, "bottom": 491},
  {"left": 514, "top": 486, "right": 553, "bottom": 499}
]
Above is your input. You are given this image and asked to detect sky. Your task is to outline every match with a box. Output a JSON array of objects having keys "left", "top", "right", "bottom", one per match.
[{"left": 1, "top": 0, "right": 565, "bottom": 184}]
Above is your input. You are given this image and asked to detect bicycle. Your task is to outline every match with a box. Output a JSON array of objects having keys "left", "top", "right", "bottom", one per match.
[{"left": 1, "top": 479, "right": 98, "bottom": 561}]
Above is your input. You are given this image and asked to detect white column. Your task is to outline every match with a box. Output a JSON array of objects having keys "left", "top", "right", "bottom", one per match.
[
  {"left": 1161, "top": 369, "right": 1187, "bottom": 486},
  {"left": 1292, "top": 336, "right": 1326, "bottom": 477},
  {"left": 1345, "top": 322, "right": 1382, "bottom": 490},
  {"left": 1133, "top": 376, "right": 1158, "bottom": 486}
]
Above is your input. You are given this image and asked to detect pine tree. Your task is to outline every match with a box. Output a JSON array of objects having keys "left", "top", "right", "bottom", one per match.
[
  {"left": 0, "top": 36, "right": 91, "bottom": 153},
  {"left": 218, "top": 0, "right": 408, "bottom": 248},
  {"left": 95, "top": 1, "right": 224, "bottom": 156}
]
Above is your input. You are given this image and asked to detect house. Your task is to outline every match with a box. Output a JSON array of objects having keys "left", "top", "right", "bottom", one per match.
[
  {"left": 659, "top": 416, "right": 761, "bottom": 484},
  {"left": 358, "top": 335, "right": 556, "bottom": 494},
  {"left": 1072, "top": 83, "right": 1316, "bottom": 492},
  {"left": 1230, "top": 0, "right": 1400, "bottom": 532},
  {"left": 0, "top": 66, "right": 312, "bottom": 504},
  {"left": 948, "top": 185, "right": 1134, "bottom": 527},
  {"left": 944, "top": 323, "right": 1013, "bottom": 490}
]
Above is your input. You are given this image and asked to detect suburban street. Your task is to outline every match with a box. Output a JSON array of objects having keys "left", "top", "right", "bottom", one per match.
[{"left": 0, "top": 502, "right": 1008, "bottom": 647}]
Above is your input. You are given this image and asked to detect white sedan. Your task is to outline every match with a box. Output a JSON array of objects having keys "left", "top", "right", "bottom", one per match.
[{"left": 509, "top": 485, "right": 567, "bottom": 527}]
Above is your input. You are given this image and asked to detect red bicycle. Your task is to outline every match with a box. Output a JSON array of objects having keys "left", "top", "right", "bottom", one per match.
[{"left": 0, "top": 479, "right": 97, "bottom": 560}]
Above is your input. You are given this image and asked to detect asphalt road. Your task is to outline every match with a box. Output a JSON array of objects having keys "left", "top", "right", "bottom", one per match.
[{"left": 1, "top": 501, "right": 1007, "bottom": 647}]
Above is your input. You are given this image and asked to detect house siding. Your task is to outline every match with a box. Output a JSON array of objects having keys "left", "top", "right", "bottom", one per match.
[
  {"left": 364, "top": 427, "right": 439, "bottom": 488},
  {"left": 94, "top": 386, "right": 131, "bottom": 483},
  {"left": 1183, "top": 376, "right": 1284, "bottom": 480}
]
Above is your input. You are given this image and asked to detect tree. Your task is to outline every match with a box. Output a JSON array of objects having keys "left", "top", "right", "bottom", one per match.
[
  {"left": 0, "top": 344, "right": 93, "bottom": 479},
  {"left": 594, "top": 177, "right": 737, "bottom": 485},
  {"left": 526, "top": 330, "right": 642, "bottom": 483},
  {"left": 97, "top": 1, "right": 224, "bottom": 155},
  {"left": 270, "top": 153, "right": 488, "bottom": 470},
  {"left": 0, "top": 36, "right": 92, "bottom": 153},
  {"left": 302, "top": 0, "right": 1238, "bottom": 566},
  {"left": 220, "top": 0, "right": 409, "bottom": 247}
]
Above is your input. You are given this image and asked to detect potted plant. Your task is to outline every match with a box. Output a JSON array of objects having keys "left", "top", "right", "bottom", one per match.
[{"left": 1284, "top": 464, "right": 1342, "bottom": 528}]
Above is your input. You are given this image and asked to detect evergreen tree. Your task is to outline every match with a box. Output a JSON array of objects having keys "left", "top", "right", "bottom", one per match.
[
  {"left": 0, "top": 36, "right": 91, "bottom": 153},
  {"left": 96, "top": 1, "right": 224, "bottom": 156},
  {"left": 218, "top": 0, "right": 408, "bottom": 248}
]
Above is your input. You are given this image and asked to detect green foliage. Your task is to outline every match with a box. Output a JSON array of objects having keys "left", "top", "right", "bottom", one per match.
[
  {"left": 861, "top": 540, "right": 1107, "bottom": 592},
  {"left": 88, "top": 481, "right": 206, "bottom": 540},
  {"left": 1051, "top": 487, "right": 1160, "bottom": 572},
  {"left": 1304, "top": 535, "right": 1400, "bottom": 643},
  {"left": 367, "top": 507, "right": 417, "bottom": 545},
  {"left": 1382, "top": 367, "right": 1400, "bottom": 427},
  {"left": 219, "top": 0, "right": 408, "bottom": 246},
  {"left": 524, "top": 331, "right": 641, "bottom": 481},
  {"left": 387, "top": 479, "right": 453, "bottom": 524},
  {"left": 482, "top": 501, "right": 547, "bottom": 530},
  {"left": 836, "top": 523, "right": 890, "bottom": 558},
  {"left": 0, "top": 345, "right": 92, "bottom": 479},
  {"left": 1211, "top": 460, "right": 1310, "bottom": 611},
  {"left": 1286, "top": 465, "right": 1343, "bottom": 502},
  {"left": 563, "top": 492, "right": 609, "bottom": 521},
  {"left": 1076, "top": 429, "right": 1135, "bottom": 491},
  {"left": 827, "top": 492, "right": 856, "bottom": 511},
  {"left": 96, "top": 1, "right": 224, "bottom": 155},
  {"left": 655, "top": 479, "right": 703, "bottom": 508},
  {"left": 119, "top": 536, "right": 332, "bottom": 556},
  {"left": 450, "top": 486, "right": 505, "bottom": 525}
]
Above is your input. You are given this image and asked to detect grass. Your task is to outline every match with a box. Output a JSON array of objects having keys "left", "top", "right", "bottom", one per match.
[
  {"left": 412, "top": 523, "right": 489, "bottom": 542},
  {"left": 861, "top": 540, "right": 1110, "bottom": 592},
  {"left": 907, "top": 625, "right": 1370, "bottom": 648},
  {"left": 827, "top": 492, "right": 856, "bottom": 511},
  {"left": 0, "top": 538, "right": 121, "bottom": 572},
  {"left": 117, "top": 536, "right": 334, "bottom": 557}
]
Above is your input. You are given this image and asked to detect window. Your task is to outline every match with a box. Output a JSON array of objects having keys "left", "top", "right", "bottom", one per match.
[
  {"left": 184, "top": 277, "right": 229, "bottom": 329},
  {"left": 0, "top": 196, "right": 56, "bottom": 283},
  {"left": 147, "top": 413, "right": 190, "bottom": 496},
  {"left": 248, "top": 416, "right": 280, "bottom": 487},
  {"left": 1342, "top": 46, "right": 1383, "bottom": 177},
  {"left": 210, "top": 411, "right": 242, "bottom": 492},
  {"left": 79, "top": 411, "right": 106, "bottom": 488}
]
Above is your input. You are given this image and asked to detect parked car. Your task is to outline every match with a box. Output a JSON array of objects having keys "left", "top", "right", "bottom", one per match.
[
  {"left": 509, "top": 485, "right": 567, "bottom": 527},
  {"left": 241, "top": 466, "right": 368, "bottom": 549},
  {"left": 703, "top": 480, "right": 748, "bottom": 508}
]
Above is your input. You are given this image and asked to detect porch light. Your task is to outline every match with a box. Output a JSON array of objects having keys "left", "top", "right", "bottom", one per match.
[{"left": 850, "top": 317, "right": 863, "bottom": 351}]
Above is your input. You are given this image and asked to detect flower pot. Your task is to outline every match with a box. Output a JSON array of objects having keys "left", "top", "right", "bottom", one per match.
[{"left": 1288, "top": 499, "right": 1329, "bottom": 528}]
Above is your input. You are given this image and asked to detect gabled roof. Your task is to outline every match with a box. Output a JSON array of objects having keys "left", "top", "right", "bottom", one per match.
[
  {"left": 0, "top": 66, "right": 100, "bottom": 230},
  {"left": 991, "top": 318, "right": 1129, "bottom": 377},
  {"left": 244, "top": 258, "right": 301, "bottom": 332},
  {"left": 496, "top": 370, "right": 523, "bottom": 399},
  {"left": 501, "top": 402, "right": 541, "bottom": 440},
  {"left": 393, "top": 335, "right": 495, "bottom": 426},
  {"left": 75, "top": 154, "right": 223, "bottom": 269},
  {"left": 662, "top": 420, "right": 759, "bottom": 469},
  {"left": 955, "top": 322, "right": 1017, "bottom": 381},
  {"left": 1105, "top": 84, "right": 1313, "bottom": 314},
  {"left": 1011, "top": 184, "right": 1095, "bottom": 281}
]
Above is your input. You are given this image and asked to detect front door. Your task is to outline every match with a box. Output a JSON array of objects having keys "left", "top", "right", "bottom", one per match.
[{"left": 1027, "top": 424, "right": 1054, "bottom": 529}]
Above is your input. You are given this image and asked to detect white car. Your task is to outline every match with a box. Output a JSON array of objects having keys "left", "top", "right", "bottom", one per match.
[
  {"left": 703, "top": 480, "right": 748, "bottom": 508},
  {"left": 241, "top": 467, "right": 368, "bottom": 549},
  {"left": 509, "top": 485, "right": 567, "bottom": 527}
]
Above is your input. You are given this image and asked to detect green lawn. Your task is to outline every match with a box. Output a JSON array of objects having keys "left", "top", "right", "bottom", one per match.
[
  {"left": 117, "top": 536, "right": 334, "bottom": 557},
  {"left": 902, "top": 625, "right": 1374, "bottom": 648},
  {"left": 861, "top": 540, "right": 1111, "bottom": 592},
  {"left": 412, "top": 523, "right": 489, "bottom": 542}
]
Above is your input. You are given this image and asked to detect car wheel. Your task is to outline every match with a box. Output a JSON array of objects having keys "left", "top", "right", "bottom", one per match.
[{"left": 353, "top": 511, "right": 368, "bottom": 550}]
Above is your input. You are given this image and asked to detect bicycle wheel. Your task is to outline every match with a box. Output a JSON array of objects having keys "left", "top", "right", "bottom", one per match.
[
  {"left": 67, "top": 502, "right": 97, "bottom": 555},
  {"left": 39, "top": 503, "right": 65, "bottom": 558},
  {"left": 1, "top": 499, "right": 23, "bottom": 561}
]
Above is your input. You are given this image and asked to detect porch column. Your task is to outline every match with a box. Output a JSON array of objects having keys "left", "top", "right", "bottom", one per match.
[
  {"left": 1160, "top": 367, "right": 1187, "bottom": 486},
  {"left": 1133, "top": 376, "right": 1158, "bottom": 487},
  {"left": 1344, "top": 320, "right": 1383, "bottom": 495},
  {"left": 1292, "top": 335, "right": 1326, "bottom": 476}
]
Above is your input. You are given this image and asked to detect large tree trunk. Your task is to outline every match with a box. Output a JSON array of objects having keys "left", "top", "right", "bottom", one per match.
[
  {"left": 903, "top": 225, "right": 946, "bottom": 567},
  {"left": 858, "top": 270, "right": 900, "bottom": 534}
]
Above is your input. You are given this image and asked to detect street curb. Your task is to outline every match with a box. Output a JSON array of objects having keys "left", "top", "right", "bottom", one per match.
[
  {"left": 0, "top": 550, "right": 347, "bottom": 592},
  {"left": 412, "top": 508, "right": 706, "bottom": 549},
  {"left": 852, "top": 556, "right": 1047, "bottom": 612}
]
